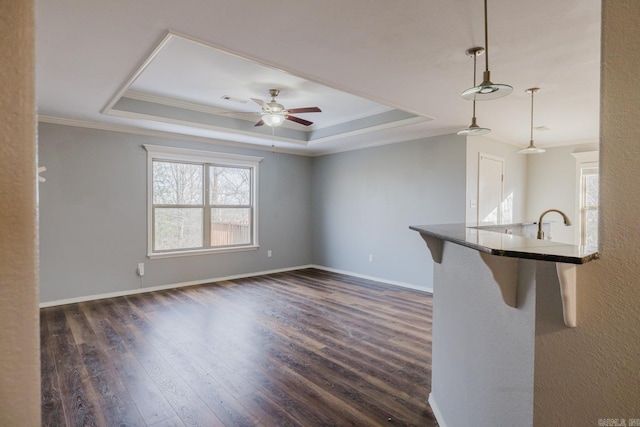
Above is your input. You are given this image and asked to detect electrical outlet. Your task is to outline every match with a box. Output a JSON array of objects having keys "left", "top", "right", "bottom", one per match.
[
  {"left": 137, "top": 263, "right": 144, "bottom": 276},
  {"left": 267, "top": 250, "right": 272, "bottom": 258},
  {"left": 368, "top": 254, "right": 373, "bottom": 263}
]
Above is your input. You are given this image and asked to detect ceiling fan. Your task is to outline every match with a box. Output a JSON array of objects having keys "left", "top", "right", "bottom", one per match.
[{"left": 251, "top": 89, "right": 321, "bottom": 127}]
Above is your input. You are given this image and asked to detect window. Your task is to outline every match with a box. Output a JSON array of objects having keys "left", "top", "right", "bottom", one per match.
[
  {"left": 572, "top": 151, "right": 599, "bottom": 250},
  {"left": 579, "top": 164, "right": 599, "bottom": 250},
  {"left": 144, "top": 145, "right": 262, "bottom": 258}
]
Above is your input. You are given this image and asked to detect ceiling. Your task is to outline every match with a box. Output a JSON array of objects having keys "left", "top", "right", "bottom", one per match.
[{"left": 35, "top": 0, "right": 601, "bottom": 156}]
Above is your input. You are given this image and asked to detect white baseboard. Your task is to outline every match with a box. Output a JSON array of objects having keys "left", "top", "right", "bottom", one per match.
[
  {"left": 39, "top": 264, "right": 314, "bottom": 308},
  {"left": 428, "top": 393, "right": 447, "bottom": 427},
  {"left": 309, "top": 264, "right": 433, "bottom": 294},
  {"left": 39, "top": 264, "right": 431, "bottom": 308}
]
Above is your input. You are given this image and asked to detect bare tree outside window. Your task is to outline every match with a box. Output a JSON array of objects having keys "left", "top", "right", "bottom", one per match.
[
  {"left": 153, "top": 161, "right": 204, "bottom": 251},
  {"left": 210, "top": 166, "right": 251, "bottom": 246},
  {"left": 153, "top": 161, "right": 202, "bottom": 205},
  {"left": 210, "top": 166, "right": 250, "bottom": 205}
]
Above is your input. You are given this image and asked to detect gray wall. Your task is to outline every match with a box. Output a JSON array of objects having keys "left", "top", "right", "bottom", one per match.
[
  {"left": 311, "top": 134, "right": 467, "bottom": 291},
  {"left": 38, "top": 123, "right": 312, "bottom": 302},
  {"left": 39, "top": 126, "right": 466, "bottom": 301}
]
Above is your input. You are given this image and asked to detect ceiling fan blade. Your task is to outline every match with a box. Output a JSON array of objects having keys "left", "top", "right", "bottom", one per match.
[
  {"left": 285, "top": 107, "right": 322, "bottom": 114},
  {"left": 254, "top": 119, "right": 265, "bottom": 127},
  {"left": 250, "top": 98, "right": 265, "bottom": 107},
  {"left": 286, "top": 115, "right": 313, "bottom": 126}
]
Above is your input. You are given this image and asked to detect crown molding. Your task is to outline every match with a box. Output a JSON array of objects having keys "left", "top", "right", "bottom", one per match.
[
  {"left": 38, "top": 115, "right": 468, "bottom": 158},
  {"left": 481, "top": 132, "right": 599, "bottom": 150},
  {"left": 37, "top": 115, "right": 311, "bottom": 156},
  {"left": 308, "top": 126, "right": 464, "bottom": 156}
]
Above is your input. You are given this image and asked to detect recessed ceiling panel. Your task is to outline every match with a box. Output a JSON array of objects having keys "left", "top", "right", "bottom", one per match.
[{"left": 104, "top": 32, "right": 430, "bottom": 147}]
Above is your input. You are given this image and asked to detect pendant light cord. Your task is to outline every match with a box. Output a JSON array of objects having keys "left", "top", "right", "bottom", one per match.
[
  {"left": 484, "top": 0, "right": 489, "bottom": 73},
  {"left": 271, "top": 124, "right": 276, "bottom": 152},
  {"left": 530, "top": 90, "right": 535, "bottom": 142},
  {"left": 472, "top": 52, "right": 478, "bottom": 118}
]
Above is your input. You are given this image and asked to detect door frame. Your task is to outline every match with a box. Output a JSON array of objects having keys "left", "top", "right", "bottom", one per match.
[{"left": 477, "top": 153, "right": 505, "bottom": 225}]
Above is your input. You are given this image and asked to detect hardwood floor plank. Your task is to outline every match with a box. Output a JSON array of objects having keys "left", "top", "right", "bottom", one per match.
[
  {"left": 147, "top": 414, "right": 187, "bottom": 426},
  {"left": 40, "top": 311, "right": 66, "bottom": 427},
  {"left": 144, "top": 331, "right": 261, "bottom": 427},
  {"left": 237, "top": 391, "right": 302, "bottom": 427},
  {"left": 89, "top": 301, "right": 184, "bottom": 425},
  {"left": 41, "top": 268, "right": 436, "bottom": 426},
  {"left": 112, "top": 299, "right": 226, "bottom": 427},
  {"left": 78, "top": 342, "right": 146, "bottom": 426},
  {"left": 45, "top": 308, "right": 107, "bottom": 426}
]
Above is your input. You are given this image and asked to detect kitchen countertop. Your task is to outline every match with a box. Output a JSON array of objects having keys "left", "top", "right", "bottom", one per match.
[{"left": 409, "top": 223, "right": 599, "bottom": 265}]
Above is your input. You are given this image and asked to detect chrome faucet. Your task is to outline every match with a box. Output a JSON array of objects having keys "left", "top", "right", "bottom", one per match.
[{"left": 537, "top": 209, "right": 572, "bottom": 239}]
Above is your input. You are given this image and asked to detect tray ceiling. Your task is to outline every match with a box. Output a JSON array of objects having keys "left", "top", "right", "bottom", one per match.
[{"left": 36, "top": 0, "right": 601, "bottom": 155}]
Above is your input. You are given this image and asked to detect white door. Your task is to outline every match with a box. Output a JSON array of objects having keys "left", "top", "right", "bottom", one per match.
[{"left": 477, "top": 153, "right": 504, "bottom": 225}]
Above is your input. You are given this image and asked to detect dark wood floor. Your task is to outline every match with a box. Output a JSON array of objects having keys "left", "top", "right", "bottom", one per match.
[{"left": 41, "top": 268, "right": 435, "bottom": 426}]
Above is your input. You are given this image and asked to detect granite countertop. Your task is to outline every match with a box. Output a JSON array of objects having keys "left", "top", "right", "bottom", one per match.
[{"left": 409, "top": 223, "right": 599, "bottom": 265}]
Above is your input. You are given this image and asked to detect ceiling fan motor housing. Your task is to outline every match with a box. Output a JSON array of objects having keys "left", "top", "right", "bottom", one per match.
[{"left": 266, "top": 101, "right": 285, "bottom": 113}]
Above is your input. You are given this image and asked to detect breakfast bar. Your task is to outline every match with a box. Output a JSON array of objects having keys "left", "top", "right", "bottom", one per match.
[{"left": 410, "top": 223, "right": 598, "bottom": 426}]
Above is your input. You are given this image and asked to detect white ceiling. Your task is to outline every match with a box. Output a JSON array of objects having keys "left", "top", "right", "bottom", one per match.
[{"left": 35, "top": 0, "right": 601, "bottom": 156}]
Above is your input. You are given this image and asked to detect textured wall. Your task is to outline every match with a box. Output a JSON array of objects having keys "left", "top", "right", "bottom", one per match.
[
  {"left": 533, "top": 1, "right": 640, "bottom": 423},
  {"left": 430, "top": 242, "right": 536, "bottom": 426},
  {"left": 311, "top": 134, "right": 467, "bottom": 291},
  {"left": 0, "top": 0, "right": 41, "bottom": 424},
  {"left": 38, "top": 123, "right": 313, "bottom": 302}
]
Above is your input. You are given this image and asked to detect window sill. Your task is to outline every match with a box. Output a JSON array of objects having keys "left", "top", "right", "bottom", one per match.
[{"left": 147, "top": 245, "right": 259, "bottom": 259}]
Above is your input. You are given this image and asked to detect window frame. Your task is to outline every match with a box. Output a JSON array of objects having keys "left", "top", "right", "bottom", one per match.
[
  {"left": 579, "top": 163, "right": 599, "bottom": 249},
  {"left": 571, "top": 151, "right": 599, "bottom": 249},
  {"left": 144, "top": 144, "right": 263, "bottom": 259}
]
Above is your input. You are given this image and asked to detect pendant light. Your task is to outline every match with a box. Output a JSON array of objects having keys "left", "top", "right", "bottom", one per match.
[
  {"left": 518, "top": 87, "right": 546, "bottom": 154},
  {"left": 458, "top": 47, "right": 491, "bottom": 136},
  {"left": 461, "top": 0, "right": 513, "bottom": 101}
]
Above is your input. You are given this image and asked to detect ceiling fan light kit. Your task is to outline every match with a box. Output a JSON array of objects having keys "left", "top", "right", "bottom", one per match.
[
  {"left": 252, "top": 89, "right": 321, "bottom": 128},
  {"left": 461, "top": 0, "right": 512, "bottom": 101},
  {"left": 518, "top": 87, "right": 546, "bottom": 154},
  {"left": 262, "top": 113, "right": 285, "bottom": 127},
  {"left": 458, "top": 47, "right": 491, "bottom": 136}
]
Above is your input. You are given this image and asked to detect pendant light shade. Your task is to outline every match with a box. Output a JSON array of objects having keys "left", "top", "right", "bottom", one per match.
[
  {"left": 518, "top": 87, "right": 546, "bottom": 154},
  {"left": 518, "top": 141, "right": 545, "bottom": 154},
  {"left": 457, "top": 117, "right": 491, "bottom": 136},
  {"left": 458, "top": 47, "right": 491, "bottom": 136},
  {"left": 461, "top": 0, "right": 512, "bottom": 101}
]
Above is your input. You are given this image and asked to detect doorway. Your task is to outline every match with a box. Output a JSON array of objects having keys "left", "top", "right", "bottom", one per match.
[{"left": 477, "top": 153, "right": 504, "bottom": 225}]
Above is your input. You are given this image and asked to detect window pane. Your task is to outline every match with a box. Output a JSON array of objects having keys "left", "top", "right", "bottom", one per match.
[
  {"left": 155, "top": 208, "right": 203, "bottom": 250},
  {"left": 584, "top": 209, "right": 598, "bottom": 251},
  {"left": 153, "top": 161, "right": 203, "bottom": 205},
  {"left": 211, "top": 208, "right": 250, "bottom": 246},
  {"left": 584, "top": 172, "right": 599, "bottom": 207},
  {"left": 210, "top": 166, "right": 250, "bottom": 206}
]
